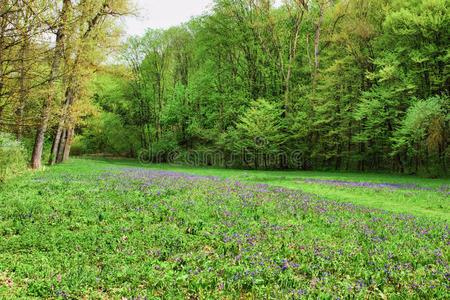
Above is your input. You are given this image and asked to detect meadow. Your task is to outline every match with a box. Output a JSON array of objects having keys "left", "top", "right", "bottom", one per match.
[{"left": 0, "top": 158, "right": 448, "bottom": 299}]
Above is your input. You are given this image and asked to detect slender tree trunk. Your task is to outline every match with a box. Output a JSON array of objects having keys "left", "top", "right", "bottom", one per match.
[
  {"left": 49, "top": 87, "right": 74, "bottom": 165},
  {"left": 17, "top": 39, "right": 29, "bottom": 142},
  {"left": 31, "top": 97, "right": 52, "bottom": 169},
  {"left": 56, "top": 128, "right": 67, "bottom": 163},
  {"left": 140, "top": 124, "right": 146, "bottom": 149},
  {"left": 17, "top": 99, "right": 25, "bottom": 142},
  {"left": 30, "top": 0, "right": 71, "bottom": 169},
  {"left": 305, "top": 34, "right": 313, "bottom": 79},
  {"left": 345, "top": 139, "right": 351, "bottom": 171},
  {"left": 51, "top": 129, "right": 64, "bottom": 160},
  {"left": 62, "top": 126, "right": 73, "bottom": 162},
  {"left": 335, "top": 143, "right": 342, "bottom": 170},
  {"left": 157, "top": 73, "right": 163, "bottom": 140},
  {"left": 312, "top": 6, "right": 324, "bottom": 92},
  {"left": 49, "top": 127, "right": 63, "bottom": 165}
]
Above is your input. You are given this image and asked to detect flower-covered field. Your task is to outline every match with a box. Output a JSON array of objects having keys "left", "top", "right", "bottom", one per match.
[
  {"left": 297, "top": 178, "right": 449, "bottom": 195},
  {"left": 0, "top": 160, "right": 448, "bottom": 299}
]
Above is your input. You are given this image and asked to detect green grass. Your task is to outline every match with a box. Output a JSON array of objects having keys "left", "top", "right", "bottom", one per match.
[
  {"left": 0, "top": 158, "right": 448, "bottom": 299},
  {"left": 72, "top": 158, "right": 449, "bottom": 221}
]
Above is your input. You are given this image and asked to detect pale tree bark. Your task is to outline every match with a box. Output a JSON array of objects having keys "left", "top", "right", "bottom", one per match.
[
  {"left": 17, "top": 3, "right": 36, "bottom": 142},
  {"left": 306, "top": 34, "right": 314, "bottom": 81},
  {"left": 30, "top": 0, "right": 71, "bottom": 169},
  {"left": 313, "top": 4, "right": 324, "bottom": 91},
  {"left": 56, "top": 127, "right": 67, "bottom": 163},
  {"left": 49, "top": 86, "right": 74, "bottom": 165},
  {"left": 300, "top": 0, "right": 326, "bottom": 92},
  {"left": 62, "top": 125, "right": 74, "bottom": 162}
]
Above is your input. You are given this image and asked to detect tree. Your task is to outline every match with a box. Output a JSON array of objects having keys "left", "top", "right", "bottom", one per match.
[
  {"left": 30, "top": 0, "right": 72, "bottom": 169},
  {"left": 249, "top": 0, "right": 305, "bottom": 114},
  {"left": 49, "top": 0, "right": 132, "bottom": 165},
  {"left": 392, "top": 95, "right": 448, "bottom": 176},
  {"left": 225, "top": 98, "right": 286, "bottom": 169}
]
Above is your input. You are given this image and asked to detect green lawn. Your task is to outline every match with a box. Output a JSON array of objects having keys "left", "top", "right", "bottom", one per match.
[{"left": 0, "top": 158, "right": 448, "bottom": 299}]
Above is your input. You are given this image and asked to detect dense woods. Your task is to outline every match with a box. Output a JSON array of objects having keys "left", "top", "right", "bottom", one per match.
[{"left": 0, "top": 0, "right": 449, "bottom": 177}]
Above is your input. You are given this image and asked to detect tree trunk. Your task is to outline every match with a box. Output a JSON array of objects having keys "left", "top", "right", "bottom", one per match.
[
  {"left": 31, "top": 99, "right": 52, "bottom": 169},
  {"left": 17, "top": 99, "right": 25, "bottom": 142},
  {"left": 30, "top": 0, "right": 71, "bottom": 169},
  {"left": 56, "top": 128, "right": 67, "bottom": 164},
  {"left": 17, "top": 39, "right": 29, "bottom": 142},
  {"left": 50, "top": 129, "right": 63, "bottom": 162},
  {"left": 335, "top": 143, "right": 342, "bottom": 171},
  {"left": 312, "top": 8, "right": 323, "bottom": 92},
  {"left": 0, "top": 16, "right": 5, "bottom": 105},
  {"left": 62, "top": 126, "right": 74, "bottom": 162},
  {"left": 49, "top": 87, "right": 74, "bottom": 165}
]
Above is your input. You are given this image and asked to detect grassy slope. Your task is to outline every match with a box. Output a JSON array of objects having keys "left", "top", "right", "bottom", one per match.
[{"left": 63, "top": 158, "right": 449, "bottom": 221}]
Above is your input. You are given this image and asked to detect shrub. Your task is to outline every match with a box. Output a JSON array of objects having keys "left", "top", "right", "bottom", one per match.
[{"left": 0, "top": 133, "right": 27, "bottom": 182}]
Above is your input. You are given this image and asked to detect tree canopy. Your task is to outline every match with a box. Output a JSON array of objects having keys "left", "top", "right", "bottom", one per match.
[{"left": 0, "top": 0, "right": 448, "bottom": 177}]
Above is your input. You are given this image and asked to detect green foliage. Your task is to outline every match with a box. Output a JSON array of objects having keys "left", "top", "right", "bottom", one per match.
[
  {"left": 0, "top": 133, "right": 27, "bottom": 182},
  {"left": 221, "top": 99, "right": 286, "bottom": 169},
  {"left": 236, "top": 99, "right": 285, "bottom": 148},
  {"left": 392, "top": 95, "right": 449, "bottom": 176},
  {"left": 70, "top": 0, "right": 449, "bottom": 176},
  {"left": 74, "top": 112, "right": 140, "bottom": 157}
]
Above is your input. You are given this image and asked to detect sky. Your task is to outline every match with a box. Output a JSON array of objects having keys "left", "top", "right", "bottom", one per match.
[
  {"left": 123, "top": 0, "right": 214, "bottom": 37},
  {"left": 124, "top": 0, "right": 283, "bottom": 37}
]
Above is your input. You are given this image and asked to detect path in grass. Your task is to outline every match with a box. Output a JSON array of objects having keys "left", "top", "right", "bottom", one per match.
[{"left": 0, "top": 158, "right": 448, "bottom": 298}]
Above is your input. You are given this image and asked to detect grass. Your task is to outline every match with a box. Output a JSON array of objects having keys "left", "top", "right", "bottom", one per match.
[
  {"left": 0, "top": 158, "right": 448, "bottom": 299},
  {"left": 76, "top": 158, "right": 449, "bottom": 220}
]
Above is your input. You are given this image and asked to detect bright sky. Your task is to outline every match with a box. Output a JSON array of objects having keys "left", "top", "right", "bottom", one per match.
[{"left": 124, "top": 0, "right": 283, "bottom": 37}]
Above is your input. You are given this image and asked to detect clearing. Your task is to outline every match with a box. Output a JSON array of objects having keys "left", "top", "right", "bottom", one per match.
[{"left": 0, "top": 158, "right": 448, "bottom": 298}]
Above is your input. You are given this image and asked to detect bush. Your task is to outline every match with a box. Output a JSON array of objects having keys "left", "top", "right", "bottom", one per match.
[{"left": 0, "top": 133, "right": 27, "bottom": 182}]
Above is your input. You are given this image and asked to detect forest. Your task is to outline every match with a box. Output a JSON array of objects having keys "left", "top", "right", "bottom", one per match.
[{"left": 0, "top": 0, "right": 449, "bottom": 178}]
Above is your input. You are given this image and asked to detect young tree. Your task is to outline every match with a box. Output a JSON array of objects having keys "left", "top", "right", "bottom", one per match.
[{"left": 230, "top": 98, "right": 286, "bottom": 169}]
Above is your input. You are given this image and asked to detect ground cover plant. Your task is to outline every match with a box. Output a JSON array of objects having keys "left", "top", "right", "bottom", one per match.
[
  {"left": 0, "top": 159, "right": 448, "bottom": 299},
  {"left": 0, "top": 133, "right": 27, "bottom": 183}
]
